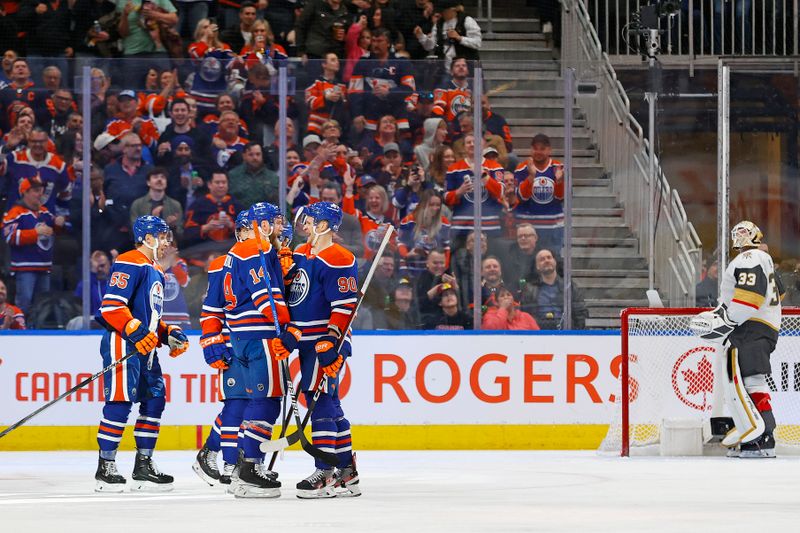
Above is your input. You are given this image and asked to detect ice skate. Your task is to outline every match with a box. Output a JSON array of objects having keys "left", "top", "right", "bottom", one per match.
[
  {"left": 131, "top": 453, "right": 174, "bottom": 492},
  {"left": 333, "top": 454, "right": 361, "bottom": 497},
  {"left": 192, "top": 446, "right": 220, "bottom": 486},
  {"left": 740, "top": 433, "right": 776, "bottom": 458},
  {"left": 296, "top": 468, "right": 336, "bottom": 499},
  {"left": 95, "top": 457, "right": 126, "bottom": 493},
  {"left": 219, "top": 463, "right": 235, "bottom": 485},
  {"left": 233, "top": 461, "right": 281, "bottom": 498}
]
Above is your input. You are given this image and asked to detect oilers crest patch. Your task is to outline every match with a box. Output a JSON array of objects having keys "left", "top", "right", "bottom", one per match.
[
  {"left": 288, "top": 268, "right": 310, "bottom": 305},
  {"left": 150, "top": 281, "right": 165, "bottom": 318},
  {"left": 532, "top": 175, "right": 556, "bottom": 204},
  {"left": 163, "top": 272, "right": 179, "bottom": 301}
]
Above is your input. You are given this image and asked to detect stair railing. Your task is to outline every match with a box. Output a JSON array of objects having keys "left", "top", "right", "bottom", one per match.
[{"left": 562, "top": 0, "right": 703, "bottom": 307}]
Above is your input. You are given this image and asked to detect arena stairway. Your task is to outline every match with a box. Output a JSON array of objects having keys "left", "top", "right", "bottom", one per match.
[{"left": 478, "top": 16, "right": 652, "bottom": 329}]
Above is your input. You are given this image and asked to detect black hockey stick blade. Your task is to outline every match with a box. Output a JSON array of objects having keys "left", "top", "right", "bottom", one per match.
[
  {"left": 0, "top": 350, "right": 139, "bottom": 439},
  {"left": 298, "top": 428, "right": 338, "bottom": 466},
  {"left": 260, "top": 227, "right": 395, "bottom": 455}
]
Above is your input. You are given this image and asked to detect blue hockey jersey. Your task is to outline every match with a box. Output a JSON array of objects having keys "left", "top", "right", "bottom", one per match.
[
  {"left": 97, "top": 249, "right": 167, "bottom": 336},
  {"left": 225, "top": 238, "right": 289, "bottom": 340},
  {"left": 286, "top": 242, "right": 357, "bottom": 354}
]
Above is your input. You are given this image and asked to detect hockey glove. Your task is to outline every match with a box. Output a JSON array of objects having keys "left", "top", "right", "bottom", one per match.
[
  {"left": 269, "top": 325, "right": 302, "bottom": 361},
  {"left": 167, "top": 325, "right": 189, "bottom": 357},
  {"left": 200, "top": 333, "right": 231, "bottom": 369},
  {"left": 315, "top": 335, "right": 343, "bottom": 377},
  {"left": 124, "top": 319, "right": 159, "bottom": 355},
  {"left": 689, "top": 304, "right": 736, "bottom": 344},
  {"left": 278, "top": 247, "right": 295, "bottom": 278},
  {"left": 321, "top": 354, "right": 344, "bottom": 378}
]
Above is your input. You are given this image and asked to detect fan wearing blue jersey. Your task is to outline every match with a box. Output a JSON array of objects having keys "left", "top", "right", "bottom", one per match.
[
  {"left": 193, "top": 210, "right": 253, "bottom": 487},
  {"left": 273, "top": 201, "right": 361, "bottom": 498},
  {"left": 94, "top": 215, "right": 189, "bottom": 493},
  {"left": 225, "top": 202, "right": 295, "bottom": 498}
]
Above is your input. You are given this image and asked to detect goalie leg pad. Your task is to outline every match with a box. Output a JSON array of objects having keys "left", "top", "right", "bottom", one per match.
[{"left": 722, "top": 347, "right": 765, "bottom": 447}]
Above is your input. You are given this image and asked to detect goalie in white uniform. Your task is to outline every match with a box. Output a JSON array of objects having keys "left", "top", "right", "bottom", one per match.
[{"left": 690, "top": 221, "right": 784, "bottom": 458}]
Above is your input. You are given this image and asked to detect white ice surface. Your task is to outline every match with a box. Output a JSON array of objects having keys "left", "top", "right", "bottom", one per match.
[{"left": 1, "top": 450, "right": 799, "bottom": 532}]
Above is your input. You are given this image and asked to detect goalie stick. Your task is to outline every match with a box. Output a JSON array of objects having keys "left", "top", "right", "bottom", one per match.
[
  {"left": 252, "top": 220, "right": 339, "bottom": 467},
  {"left": 261, "top": 225, "right": 395, "bottom": 456},
  {"left": 0, "top": 349, "right": 139, "bottom": 439}
]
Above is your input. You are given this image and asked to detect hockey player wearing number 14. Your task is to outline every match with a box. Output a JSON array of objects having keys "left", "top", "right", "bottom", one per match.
[
  {"left": 690, "top": 221, "right": 785, "bottom": 458},
  {"left": 271, "top": 201, "right": 361, "bottom": 498}
]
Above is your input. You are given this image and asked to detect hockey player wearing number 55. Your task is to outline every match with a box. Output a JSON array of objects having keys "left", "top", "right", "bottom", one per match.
[
  {"left": 690, "top": 221, "right": 784, "bottom": 458},
  {"left": 93, "top": 215, "right": 190, "bottom": 492},
  {"left": 272, "top": 201, "right": 361, "bottom": 498}
]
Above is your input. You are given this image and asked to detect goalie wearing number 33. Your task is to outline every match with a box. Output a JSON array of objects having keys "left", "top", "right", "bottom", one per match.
[{"left": 690, "top": 221, "right": 784, "bottom": 458}]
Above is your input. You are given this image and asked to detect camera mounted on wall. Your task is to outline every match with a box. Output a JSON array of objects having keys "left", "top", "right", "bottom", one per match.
[{"left": 628, "top": 0, "right": 681, "bottom": 59}]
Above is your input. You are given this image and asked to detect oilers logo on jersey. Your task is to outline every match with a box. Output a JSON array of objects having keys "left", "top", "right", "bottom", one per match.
[
  {"left": 200, "top": 56, "right": 224, "bottom": 82},
  {"left": 150, "top": 281, "right": 165, "bottom": 319},
  {"left": 449, "top": 94, "right": 471, "bottom": 119},
  {"left": 37, "top": 232, "right": 54, "bottom": 251},
  {"left": 532, "top": 176, "right": 556, "bottom": 204},
  {"left": 164, "top": 272, "right": 180, "bottom": 302},
  {"left": 463, "top": 173, "right": 490, "bottom": 204},
  {"left": 288, "top": 268, "right": 311, "bottom": 306}
]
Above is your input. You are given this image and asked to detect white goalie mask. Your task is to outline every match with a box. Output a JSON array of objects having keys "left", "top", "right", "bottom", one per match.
[{"left": 731, "top": 221, "right": 763, "bottom": 250}]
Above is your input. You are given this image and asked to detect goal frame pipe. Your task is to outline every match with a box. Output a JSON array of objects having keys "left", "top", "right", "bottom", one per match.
[
  {"left": 619, "top": 306, "right": 800, "bottom": 456},
  {"left": 620, "top": 306, "right": 713, "bottom": 457}
]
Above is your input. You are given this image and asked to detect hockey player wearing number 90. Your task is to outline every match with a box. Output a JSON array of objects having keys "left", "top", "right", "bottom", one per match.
[
  {"left": 275, "top": 201, "right": 362, "bottom": 498},
  {"left": 690, "top": 221, "right": 784, "bottom": 458},
  {"left": 93, "top": 215, "right": 190, "bottom": 492}
]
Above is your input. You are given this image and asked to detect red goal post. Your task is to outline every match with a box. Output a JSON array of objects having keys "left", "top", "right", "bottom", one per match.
[{"left": 602, "top": 307, "right": 800, "bottom": 456}]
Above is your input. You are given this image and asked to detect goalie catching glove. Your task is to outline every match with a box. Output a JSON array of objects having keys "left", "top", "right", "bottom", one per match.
[
  {"left": 268, "top": 325, "right": 302, "bottom": 361},
  {"left": 689, "top": 304, "right": 737, "bottom": 343},
  {"left": 315, "top": 335, "right": 344, "bottom": 377},
  {"left": 166, "top": 325, "right": 189, "bottom": 357}
]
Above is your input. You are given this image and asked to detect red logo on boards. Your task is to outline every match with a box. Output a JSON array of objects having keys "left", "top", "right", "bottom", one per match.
[{"left": 671, "top": 346, "right": 716, "bottom": 411}]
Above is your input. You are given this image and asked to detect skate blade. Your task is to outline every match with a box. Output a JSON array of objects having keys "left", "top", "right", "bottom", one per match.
[
  {"left": 725, "top": 448, "right": 740, "bottom": 458},
  {"left": 130, "top": 480, "right": 174, "bottom": 493},
  {"left": 334, "top": 484, "right": 361, "bottom": 498},
  {"left": 95, "top": 480, "right": 126, "bottom": 493},
  {"left": 192, "top": 462, "right": 219, "bottom": 486},
  {"left": 296, "top": 487, "right": 337, "bottom": 499},
  {"left": 739, "top": 449, "right": 776, "bottom": 459},
  {"left": 233, "top": 484, "right": 280, "bottom": 498}
]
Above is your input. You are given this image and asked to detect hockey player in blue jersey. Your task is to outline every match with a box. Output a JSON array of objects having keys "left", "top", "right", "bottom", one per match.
[
  {"left": 271, "top": 201, "right": 361, "bottom": 498},
  {"left": 94, "top": 215, "right": 190, "bottom": 493},
  {"left": 225, "top": 202, "right": 297, "bottom": 498},
  {"left": 193, "top": 210, "right": 253, "bottom": 486}
]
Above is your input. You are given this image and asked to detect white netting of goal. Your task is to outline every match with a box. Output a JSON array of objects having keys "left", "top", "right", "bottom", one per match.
[{"left": 599, "top": 308, "right": 800, "bottom": 456}]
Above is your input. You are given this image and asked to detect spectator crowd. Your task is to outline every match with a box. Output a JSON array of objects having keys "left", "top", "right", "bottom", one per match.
[{"left": 0, "top": 0, "right": 587, "bottom": 330}]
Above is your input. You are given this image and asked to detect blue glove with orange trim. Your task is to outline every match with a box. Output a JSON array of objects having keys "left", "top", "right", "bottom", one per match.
[
  {"left": 167, "top": 325, "right": 189, "bottom": 357},
  {"left": 315, "top": 335, "right": 343, "bottom": 377}
]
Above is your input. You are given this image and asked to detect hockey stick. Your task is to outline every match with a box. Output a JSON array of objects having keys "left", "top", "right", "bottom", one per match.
[
  {"left": 260, "top": 225, "right": 394, "bottom": 454},
  {"left": 252, "top": 221, "right": 338, "bottom": 466},
  {"left": 0, "top": 349, "right": 139, "bottom": 439}
]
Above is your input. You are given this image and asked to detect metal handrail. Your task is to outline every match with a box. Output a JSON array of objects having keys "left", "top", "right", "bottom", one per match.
[{"left": 563, "top": 0, "right": 702, "bottom": 306}]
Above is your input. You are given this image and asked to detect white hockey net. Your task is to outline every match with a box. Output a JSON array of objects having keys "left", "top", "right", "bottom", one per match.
[{"left": 600, "top": 307, "right": 800, "bottom": 455}]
